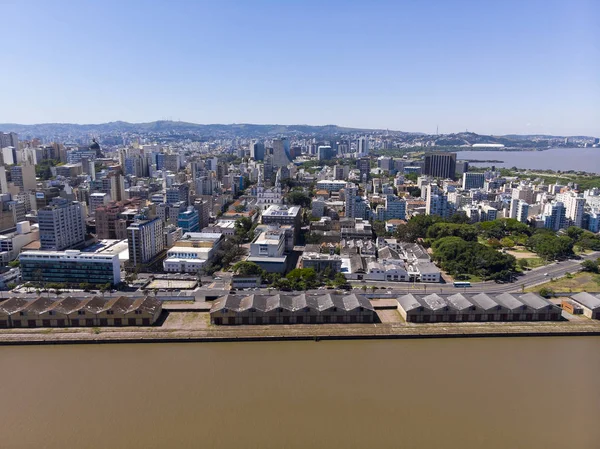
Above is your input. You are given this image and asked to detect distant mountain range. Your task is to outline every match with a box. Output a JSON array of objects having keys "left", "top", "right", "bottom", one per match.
[
  {"left": 0, "top": 121, "right": 401, "bottom": 138},
  {"left": 0, "top": 121, "right": 592, "bottom": 143}
]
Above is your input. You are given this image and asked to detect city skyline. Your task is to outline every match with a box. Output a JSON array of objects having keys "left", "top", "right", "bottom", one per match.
[{"left": 2, "top": 0, "right": 599, "bottom": 135}]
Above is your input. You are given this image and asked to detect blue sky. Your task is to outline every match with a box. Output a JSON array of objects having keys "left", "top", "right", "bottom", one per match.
[{"left": 1, "top": 0, "right": 599, "bottom": 136}]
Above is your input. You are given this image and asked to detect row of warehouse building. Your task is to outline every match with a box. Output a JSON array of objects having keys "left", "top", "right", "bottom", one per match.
[
  {"left": 397, "top": 292, "right": 563, "bottom": 323},
  {"left": 210, "top": 293, "right": 376, "bottom": 325},
  {"left": 0, "top": 296, "right": 162, "bottom": 328}
]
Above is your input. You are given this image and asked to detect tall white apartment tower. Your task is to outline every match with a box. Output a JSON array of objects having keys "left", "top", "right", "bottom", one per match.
[
  {"left": 38, "top": 198, "right": 86, "bottom": 250},
  {"left": 345, "top": 182, "right": 358, "bottom": 219}
]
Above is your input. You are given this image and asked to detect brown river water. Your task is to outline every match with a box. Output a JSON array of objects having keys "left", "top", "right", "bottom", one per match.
[{"left": 0, "top": 337, "right": 599, "bottom": 449}]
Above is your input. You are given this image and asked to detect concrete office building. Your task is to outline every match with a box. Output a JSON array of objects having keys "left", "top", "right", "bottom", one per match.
[
  {"left": 556, "top": 191, "right": 585, "bottom": 228},
  {"left": 0, "top": 222, "right": 39, "bottom": 263},
  {"left": 345, "top": 182, "right": 359, "bottom": 219},
  {"left": 543, "top": 201, "right": 567, "bottom": 231},
  {"left": 356, "top": 158, "right": 370, "bottom": 182},
  {"left": 357, "top": 137, "right": 369, "bottom": 156},
  {"left": 89, "top": 192, "right": 111, "bottom": 218},
  {"left": 177, "top": 207, "right": 200, "bottom": 233},
  {"left": 163, "top": 232, "right": 223, "bottom": 273},
  {"left": 462, "top": 172, "right": 485, "bottom": 190},
  {"left": 271, "top": 138, "right": 292, "bottom": 168},
  {"left": 424, "top": 152, "right": 456, "bottom": 179},
  {"left": 317, "top": 146, "right": 335, "bottom": 161},
  {"left": 127, "top": 217, "right": 165, "bottom": 267},
  {"left": 425, "top": 185, "right": 451, "bottom": 218},
  {"left": 247, "top": 227, "right": 288, "bottom": 273},
  {"left": 38, "top": 198, "right": 86, "bottom": 250},
  {"left": 262, "top": 204, "right": 301, "bottom": 241},
  {"left": 316, "top": 180, "right": 348, "bottom": 192},
  {"left": 0, "top": 132, "right": 18, "bottom": 152},
  {"left": 10, "top": 164, "right": 36, "bottom": 191},
  {"left": 20, "top": 250, "right": 121, "bottom": 285},
  {"left": 250, "top": 141, "right": 265, "bottom": 161}
]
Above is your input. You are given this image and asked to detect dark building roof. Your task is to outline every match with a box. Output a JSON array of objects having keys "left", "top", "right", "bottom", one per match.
[
  {"left": 211, "top": 293, "right": 374, "bottom": 314},
  {"left": 0, "top": 298, "right": 31, "bottom": 314},
  {"left": 52, "top": 296, "right": 87, "bottom": 314}
]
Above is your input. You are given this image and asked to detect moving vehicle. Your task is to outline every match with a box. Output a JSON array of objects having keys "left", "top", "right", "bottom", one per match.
[{"left": 453, "top": 281, "right": 471, "bottom": 288}]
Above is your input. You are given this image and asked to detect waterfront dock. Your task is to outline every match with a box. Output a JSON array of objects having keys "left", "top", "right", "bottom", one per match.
[{"left": 1, "top": 310, "right": 599, "bottom": 345}]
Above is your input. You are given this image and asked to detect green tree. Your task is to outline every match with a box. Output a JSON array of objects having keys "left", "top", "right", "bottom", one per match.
[
  {"left": 286, "top": 191, "right": 311, "bottom": 208},
  {"left": 538, "top": 287, "right": 555, "bottom": 298},
  {"left": 581, "top": 260, "right": 599, "bottom": 273},
  {"left": 499, "top": 237, "right": 515, "bottom": 248},
  {"left": 395, "top": 214, "right": 442, "bottom": 242},
  {"left": 333, "top": 273, "right": 348, "bottom": 287},
  {"left": 232, "top": 261, "right": 265, "bottom": 277}
]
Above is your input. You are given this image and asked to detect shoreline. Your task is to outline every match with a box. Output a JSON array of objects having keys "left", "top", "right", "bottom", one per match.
[{"left": 2, "top": 321, "right": 599, "bottom": 345}]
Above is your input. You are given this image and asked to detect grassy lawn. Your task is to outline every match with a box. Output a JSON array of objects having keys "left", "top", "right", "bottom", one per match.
[
  {"left": 452, "top": 274, "right": 483, "bottom": 283},
  {"left": 526, "top": 272, "right": 600, "bottom": 293},
  {"left": 521, "top": 257, "right": 546, "bottom": 269}
]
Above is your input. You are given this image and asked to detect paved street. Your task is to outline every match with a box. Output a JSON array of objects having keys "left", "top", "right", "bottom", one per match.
[{"left": 4, "top": 253, "right": 597, "bottom": 301}]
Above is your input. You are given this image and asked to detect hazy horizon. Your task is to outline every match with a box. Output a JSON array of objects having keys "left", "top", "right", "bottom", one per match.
[
  {"left": 2, "top": 0, "right": 599, "bottom": 136},
  {"left": 0, "top": 119, "right": 596, "bottom": 138}
]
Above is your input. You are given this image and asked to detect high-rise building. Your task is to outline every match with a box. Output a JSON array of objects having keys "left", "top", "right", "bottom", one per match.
[
  {"left": 515, "top": 201, "right": 529, "bottom": 223},
  {"left": 96, "top": 201, "right": 129, "bottom": 239},
  {"left": 271, "top": 138, "right": 292, "bottom": 168},
  {"left": 89, "top": 193, "right": 111, "bottom": 218},
  {"left": 377, "top": 156, "right": 393, "bottom": 172},
  {"left": 357, "top": 137, "right": 369, "bottom": 156},
  {"left": 462, "top": 172, "right": 485, "bottom": 190},
  {"left": 10, "top": 164, "right": 36, "bottom": 191},
  {"left": 317, "top": 146, "right": 335, "bottom": 161},
  {"left": 455, "top": 160, "right": 469, "bottom": 175},
  {"left": 426, "top": 185, "right": 451, "bottom": 218},
  {"left": 194, "top": 199, "right": 211, "bottom": 230},
  {"left": 177, "top": 207, "right": 200, "bottom": 232},
  {"left": 424, "top": 152, "right": 456, "bottom": 179},
  {"left": 345, "top": 183, "right": 358, "bottom": 219},
  {"left": 556, "top": 191, "right": 585, "bottom": 228},
  {"left": 127, "top": 217, "right": 165, "bottom": 267},
  {"left": 543, "top": 201, "right": 567, "bottom": 231},
  {"left": 166, "top": 183, "right": 189, "bottom": 207},
  {"left": 250, "top": 141, "right": 265, "bottom": 161},
  {"left": 156, "top": 153, "right": 181, "bottom": 172},
  {"left": 383, "top": 195, "right": 407, "bottom": 220},
  {"left": 0, "top": 132, "right": 18, "bottom": 151},
  {"left": 334, "top": 165, "right": 346, "bottom": 180},
  {"left": 356, "top": 158, "right": 370, "bottom": 182},
  {"left": 38, "top": 198, "right": 86, "bottom": 250}
]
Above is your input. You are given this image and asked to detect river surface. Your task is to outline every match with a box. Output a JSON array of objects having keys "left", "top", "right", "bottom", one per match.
[
  {"left": 1, "top": 338, "right": 599, "bottom": 449},
  {"left": 456, "top": 147, "right": 600, "bottom": 173}
]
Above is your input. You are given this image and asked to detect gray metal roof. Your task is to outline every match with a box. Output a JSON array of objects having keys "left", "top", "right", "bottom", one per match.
[
  {"left": 468, "top": 293, "right": 501, "bottom": 311},
  {"left": 420, "top": 294, "right": 448, "bottom": 311},
  {"left": 446, "top": 293, "right": 473, "bottom": 311},
  {"left": 571, "top": 292, "right": 600, "bottom": 310},
  {"left": 517, "top": 293, "right": 556, "bottom": 311},
  {"left": 210, "top": 293, "right": 374, "bottom": 314},
  {"left": 494, "top": 293, "right": 526, "bottom": 311},
  {"left": 397, "top": 294, "right": 421, "bottom": 312}
]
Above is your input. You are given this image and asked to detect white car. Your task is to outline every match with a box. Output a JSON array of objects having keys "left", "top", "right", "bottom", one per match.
[{"left": 544, "top": 273, "right": 549, "bottom": 276}]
